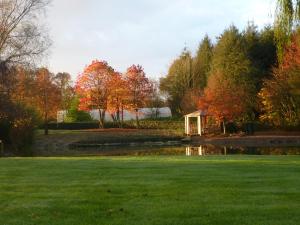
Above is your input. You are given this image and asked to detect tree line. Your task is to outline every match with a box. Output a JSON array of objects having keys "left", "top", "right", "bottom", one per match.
[
  {"left": 160, "top": 24, "right": 276, "bottom": 114},
  {"left": 0, "top": 1, "right": 165, "bottom": 152},
  {"left": 160, "top": 21, "right": 300, "bottom": 132},
  {"left": 1, "top": 0, "right": 300, "bottom": 151},
  {"left": 75, "top": 60, "right": 161, "bottom": 128},
  {"left": 0, "top": 0, "right": 54, "bottom": 150}
]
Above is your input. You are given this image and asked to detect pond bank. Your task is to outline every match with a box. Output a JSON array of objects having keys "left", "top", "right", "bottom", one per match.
[
  {"left": 191, "top": 134, "right": 300, "bottom": 147},
  {"left": 32, "top": 129, "right": 300, "bottom": 154},
  {"left": 33, "top": 129, "right": 183, "bottom": 152}
]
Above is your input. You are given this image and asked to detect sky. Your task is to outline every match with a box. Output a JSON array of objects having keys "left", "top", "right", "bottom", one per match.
[{"left": 45, "top": 0, "right": 276, "bottom": 80}]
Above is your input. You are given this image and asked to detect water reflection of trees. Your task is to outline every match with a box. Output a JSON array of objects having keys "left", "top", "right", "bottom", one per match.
[
  {"left": 186, "top": 145, "right": 300, "bottom": 156},
  {"left": 34, "top": 145, "right": 300, "bottom": 157}
]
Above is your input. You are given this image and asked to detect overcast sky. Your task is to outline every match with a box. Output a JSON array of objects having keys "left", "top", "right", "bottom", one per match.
[{"left": 45, "top": 0, "right": 275, "bottom": 80}]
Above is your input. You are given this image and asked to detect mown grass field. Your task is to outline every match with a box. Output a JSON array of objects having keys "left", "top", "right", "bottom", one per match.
[{"left": 0, "top": 156, "right": 300, "bottom": 225}]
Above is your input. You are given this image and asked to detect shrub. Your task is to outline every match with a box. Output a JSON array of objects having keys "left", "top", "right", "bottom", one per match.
[
  {"left": 0, "top": 100, "right": 39, "bottom": 153},
  {"left": 9, "top": 105, "right": 39, "bottom": 150},
  {"left": 64, "top": 96, "right": 93, "bottom": 122},
  {"left": 66, "top": 109, "right": 92, "bottom": 122}
]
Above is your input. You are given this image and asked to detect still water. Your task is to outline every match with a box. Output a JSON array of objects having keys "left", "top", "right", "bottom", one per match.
[{"left": 34, "top": 145, "right": 300, "bottom": 157}]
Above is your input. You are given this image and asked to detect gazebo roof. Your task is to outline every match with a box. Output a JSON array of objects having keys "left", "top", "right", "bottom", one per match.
[{"left": 184, "top": 110, "right": 207, "bottom": 117}]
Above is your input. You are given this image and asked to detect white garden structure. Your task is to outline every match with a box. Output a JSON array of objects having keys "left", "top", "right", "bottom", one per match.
[{"left": 184, "top": 110, "right": 207, "bottom": 136}]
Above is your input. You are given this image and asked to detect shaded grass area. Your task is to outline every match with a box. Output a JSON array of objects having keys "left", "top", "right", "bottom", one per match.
[{"left": 0, "top": 156, "right": 300, "bottom": 225}]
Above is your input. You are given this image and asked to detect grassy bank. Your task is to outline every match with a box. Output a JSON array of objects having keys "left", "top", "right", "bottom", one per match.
[
  {"left": 32, "top": 129, "right": 183, "bottom": 154},
  {"left": 0, "top": 156, "right": 300, "bottom": 225}
]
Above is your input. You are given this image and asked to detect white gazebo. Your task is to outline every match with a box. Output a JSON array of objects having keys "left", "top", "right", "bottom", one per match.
[{"left": 184, "top": 110, "right": 207, "bottom": 136}]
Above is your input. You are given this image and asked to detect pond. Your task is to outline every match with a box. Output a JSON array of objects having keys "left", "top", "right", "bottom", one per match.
[{"left": 32, "top": 145, "right": 300, "bottom": 157}]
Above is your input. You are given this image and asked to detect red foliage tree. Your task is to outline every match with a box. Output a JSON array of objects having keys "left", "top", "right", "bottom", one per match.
[
  {"left": 259, "top": 31, "right": 300, "bottom": 126},
  {"left": 107, "top": 72, "right": 129, "bottom": 126},
  {"left": 199, "top": 72, "right": 252, "bottom": 133},
  {"left": 75, "top": 60, "right": 115, "bottom": 128},
  {"left": 124, "top": 65, "right": 152, "bottom": 127}
]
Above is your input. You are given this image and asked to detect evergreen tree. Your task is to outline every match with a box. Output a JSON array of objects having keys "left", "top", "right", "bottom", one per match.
[
  {"left": 210, "top": 25, "right": 253, "bottom": 85},
  {"left": 160, "top": 48, "right": 193, "bottom": 115},
  {"left": 243, "top": 24, "right": 277, "bottom": 90},
  {"left": 256, "top": 26, "right": 277, "bottom": 75},
  {"left": 193, "top": 35, "right": 213, "bottom": 90},
  {"left": 206, "top": 25, "right": 256, "bottom": 123}
]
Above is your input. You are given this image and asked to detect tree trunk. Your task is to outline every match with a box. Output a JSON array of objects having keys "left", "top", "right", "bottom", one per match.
[
  {"left": 110, "top": 113, "right": 117, "bottom": 122},
  {"left": 44, "top": 91, "right": 48, "bottom": 135},
  {"left": 44, "top": 112, "right": 48, "bottom": 135},
  {"left": 121, "top": 105, "right": 124, "bottom": 128},
  {"left": 222, "top": 121, "right": 226, "bottom": 134},
  {"left": 116, "top": 109, "right": 120, "bottom": 127},
  {"left": 135, "top": 108, "right": 139, "bottom": 128},
  {"left": 98, "top": 109, "right": 105, "bottom": 128},
  {"left": 155, "top": 108, "right": 159, "bottom": 119}
]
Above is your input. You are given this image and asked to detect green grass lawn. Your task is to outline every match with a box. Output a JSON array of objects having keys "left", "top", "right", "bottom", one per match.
[{"left": 0, "top": 156, "right": 300, "bottom": 225}]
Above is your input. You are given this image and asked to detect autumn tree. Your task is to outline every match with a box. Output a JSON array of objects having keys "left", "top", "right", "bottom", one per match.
[
  {"left": 0, "top": 0, "right": 51, "bottom": 148},
  {"left": 200, "top": 73, "right": 253, "bottom": 134},
  {"left": 75, "top": 60, "right": 115, "bottom": 128},
  {"left": 259, "top": 30, "right": 300, "bottom": 126},
  {"left": 107, "top": 72, "right": 129, "bottom": 126},
  {"left": 34, "top": 68, "right": 60, "bottom": 135},
  {"left": 13, "top": 67, "right": 36, "bottom": 105},
  {"left": 124, "top": 65, "right": 152, "bottom": 127}
]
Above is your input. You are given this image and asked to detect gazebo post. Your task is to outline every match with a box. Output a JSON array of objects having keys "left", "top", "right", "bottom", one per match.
[
  {"left": 198, "top": 146, "right": 202, "bottom": 155},
  {"left": 197, "top": 116, "right": 202, "bottom": 136},
  {"left": 184, "top": 116, "right": 187, "bottom": 135},
  {"left": 187, "top": 116, "right": 190, "bottom": 135}
]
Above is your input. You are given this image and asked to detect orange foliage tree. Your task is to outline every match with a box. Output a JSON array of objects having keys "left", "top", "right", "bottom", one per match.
[
  {"left": 199, "top": 72, "right": 253, "bottom": 133},
  {"left": 34, "top": 68, "right": 61, "bottom": 135},
  {"left": 107, "top": 72, "right": 129, "bottom": 126},
  {"left": 259, "top": 31, "right": 300, "bottom": 126},
  {"left": 124, "top": 65, "right": 152, "bottom": 127},
  {"left": 75, "top": 60, "right": 115, "bottom": 128},
  {"left": 13, "top": 67, "right": 36, "bottom": 105}
]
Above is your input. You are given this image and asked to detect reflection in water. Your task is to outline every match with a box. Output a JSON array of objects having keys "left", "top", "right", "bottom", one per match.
[
  {"left": 185, "top": 146, "right": 229, "bottom": 156},
  {"left": 185, "top": 145, "right": 300, "bottom": 156},
  {"left": 31, "top": 144, "right": 300, "bottom": 157},
  {"left": 186, "top": 146, "right": 203, "bottom": 156}
]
